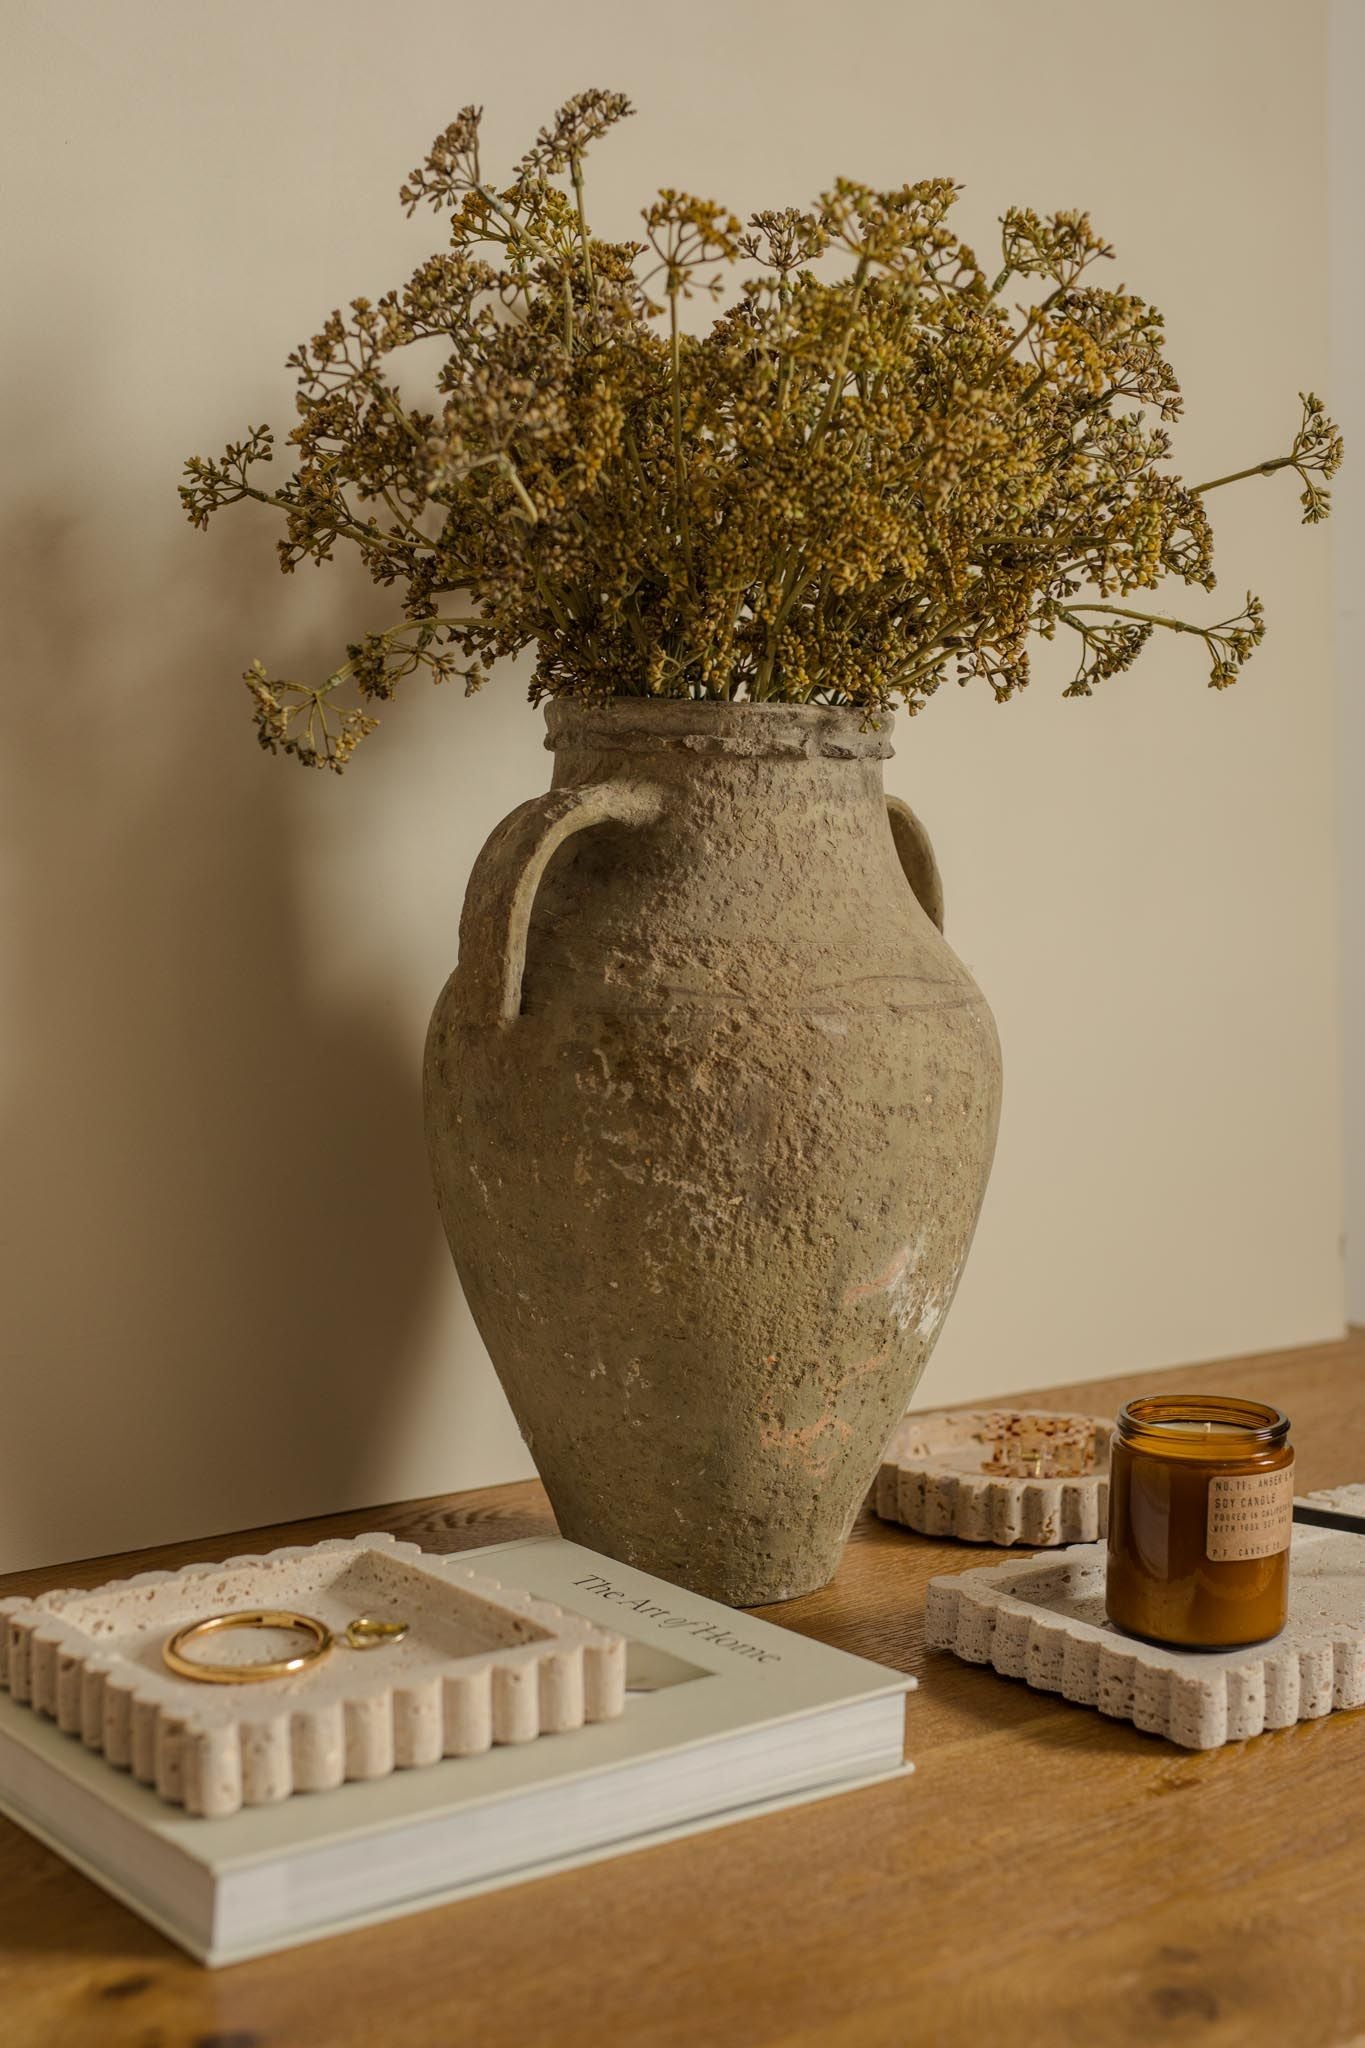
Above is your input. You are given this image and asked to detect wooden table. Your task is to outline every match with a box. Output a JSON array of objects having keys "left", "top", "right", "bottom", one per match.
[{"left": 3, "top": 1332, "right": 1364, "bottom": 2048}]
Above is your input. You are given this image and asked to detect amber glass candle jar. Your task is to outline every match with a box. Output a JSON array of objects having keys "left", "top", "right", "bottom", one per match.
[{"left": 1105, "top": 1396, "right": 1294, "bottom": 1648}]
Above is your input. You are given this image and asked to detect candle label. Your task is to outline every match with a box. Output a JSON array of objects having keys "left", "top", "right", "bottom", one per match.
[{"left": 1206, "top": 1462, "right": 1295, "bottom": 1561}]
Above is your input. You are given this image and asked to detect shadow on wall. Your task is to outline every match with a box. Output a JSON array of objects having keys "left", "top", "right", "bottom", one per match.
[{"left": 0, "top": 456, "right": 448, "bottom": 1571}]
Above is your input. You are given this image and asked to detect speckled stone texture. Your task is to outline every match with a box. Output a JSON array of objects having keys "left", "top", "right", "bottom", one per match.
[
  {"left": 876, "top": 1408, "right": 1113, "bottom": 1546},
  {"left": 925, "top": 1486, "right": 1365, "bottom": 1749},
  {"left": 0, "top": 1535, "right": 626, "bottom": 1816},
  {"left": 425, "top": 701, "right": 1002, "bottom": 1605}
]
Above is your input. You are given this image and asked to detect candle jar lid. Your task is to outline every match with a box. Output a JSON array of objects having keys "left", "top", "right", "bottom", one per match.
[{"left": 1115, "top": 1394, "right": 1290, "bottom": 1462}]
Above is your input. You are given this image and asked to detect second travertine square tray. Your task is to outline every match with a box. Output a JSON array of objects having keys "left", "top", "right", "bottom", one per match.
[
  {"left": 926, "top": 1486, "right": 1365, "bottom": 1749},
  {"left": 0, "top": 1535, "right": 626, "bottom": 1816}
]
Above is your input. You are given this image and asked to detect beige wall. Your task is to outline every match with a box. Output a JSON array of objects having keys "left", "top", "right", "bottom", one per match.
[{"left": 0, "top": 0, "right": 1342, "bottom": 1572}]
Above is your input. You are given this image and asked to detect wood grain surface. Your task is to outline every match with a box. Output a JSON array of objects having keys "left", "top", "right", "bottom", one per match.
[{"left": 2, "top": 1332, "right": 1363, "bottom": 2048}]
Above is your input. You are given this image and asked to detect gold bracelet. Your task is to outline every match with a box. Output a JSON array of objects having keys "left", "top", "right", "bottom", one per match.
[{"left": 162, "top": 1609, "right": 334, "bottom": 1685}]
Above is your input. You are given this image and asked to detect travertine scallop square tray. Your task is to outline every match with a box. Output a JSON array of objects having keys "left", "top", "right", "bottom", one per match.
[
  {"left": 0, "top": 1534, "right": 626, "bottom": 1816},
  {"left": 876, "top": 1407, "right": 1114, "bottom": 1546},
  {"left": 926, "top": 1485, "right": 1365, "bottom": 1749}
]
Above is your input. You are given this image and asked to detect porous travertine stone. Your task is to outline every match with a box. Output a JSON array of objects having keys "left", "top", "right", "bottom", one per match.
[
  {"left": 0, "top": 1535, "right": 625, "bottom": 1816},
  {"left": 925, "top": 1487, "right": 1365, "bottom": 1749},
  {"left": 876, "top": 1408, "right": 1113, "bottom": 1546},
  {"left": 424, "top": 702, "right": 1002, "bottom": 1605}
]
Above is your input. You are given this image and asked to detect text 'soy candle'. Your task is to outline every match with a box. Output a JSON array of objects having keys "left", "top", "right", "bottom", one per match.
[{"left": 1105, "top": 1396, "right": 1293, "bottom": 1648}]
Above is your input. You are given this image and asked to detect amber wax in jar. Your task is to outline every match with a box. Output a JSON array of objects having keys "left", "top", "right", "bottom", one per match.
[{"left": 1105, "top": 1396, "right": 1294, "bottom": 1648}]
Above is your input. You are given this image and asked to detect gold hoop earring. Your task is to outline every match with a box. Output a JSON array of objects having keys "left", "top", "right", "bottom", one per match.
[{"left": 162, "top": 1609, "right": 334, "bottom": 1685}]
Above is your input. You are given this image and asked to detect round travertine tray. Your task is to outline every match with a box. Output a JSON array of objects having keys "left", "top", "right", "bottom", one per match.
[{"left": 875, "top": 1407, "right": 1114, "bottom": 1546}]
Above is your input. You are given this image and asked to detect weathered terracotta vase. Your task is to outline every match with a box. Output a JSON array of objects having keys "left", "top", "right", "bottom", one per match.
[{"left": 424, "top": 700, "right": 1001, "bottom": 1604}]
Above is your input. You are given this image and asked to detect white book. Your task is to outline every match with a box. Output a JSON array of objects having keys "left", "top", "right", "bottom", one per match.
[{"left": 0, "top": 1538, "right": 913, "bottom": 1964}]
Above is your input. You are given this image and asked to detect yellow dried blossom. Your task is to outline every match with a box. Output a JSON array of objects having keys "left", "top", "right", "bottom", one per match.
[{"left": 179, "top": 93, "right": 1343, "bottom": 771}]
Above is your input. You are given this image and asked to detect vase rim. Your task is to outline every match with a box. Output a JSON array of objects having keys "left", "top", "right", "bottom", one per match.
[{"left": 543, "top": 697, "right": 896, "bottom": 761}]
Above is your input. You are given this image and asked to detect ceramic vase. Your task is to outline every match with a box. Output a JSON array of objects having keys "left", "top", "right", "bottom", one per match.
[{"left": 425, "top": 700, "right": 1001, "bottom": 1604}]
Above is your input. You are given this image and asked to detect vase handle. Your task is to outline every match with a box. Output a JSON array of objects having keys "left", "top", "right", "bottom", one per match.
[
  {"left": 886, "top": 795, "right": 945, "bottom": 932},
  {"left": 459, "top": 782, "right": 662, "bottom": 1027}
]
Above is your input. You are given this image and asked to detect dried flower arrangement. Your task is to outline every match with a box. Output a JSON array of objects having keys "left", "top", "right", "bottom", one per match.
[{"left": 181, "top": 91, "right": 1342, "bottom": 771}]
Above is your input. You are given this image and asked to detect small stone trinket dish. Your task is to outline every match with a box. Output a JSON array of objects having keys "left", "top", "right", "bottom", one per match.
[
  {"left": 925, "top": 1485, "right": 1365, "bottom": 1749},
  {"left": 875, "top": 1407, "right": 1114, "bottom": 1546},
  {"left": 0, "top": 1535, "right": 626, "bottom": 1817}
]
